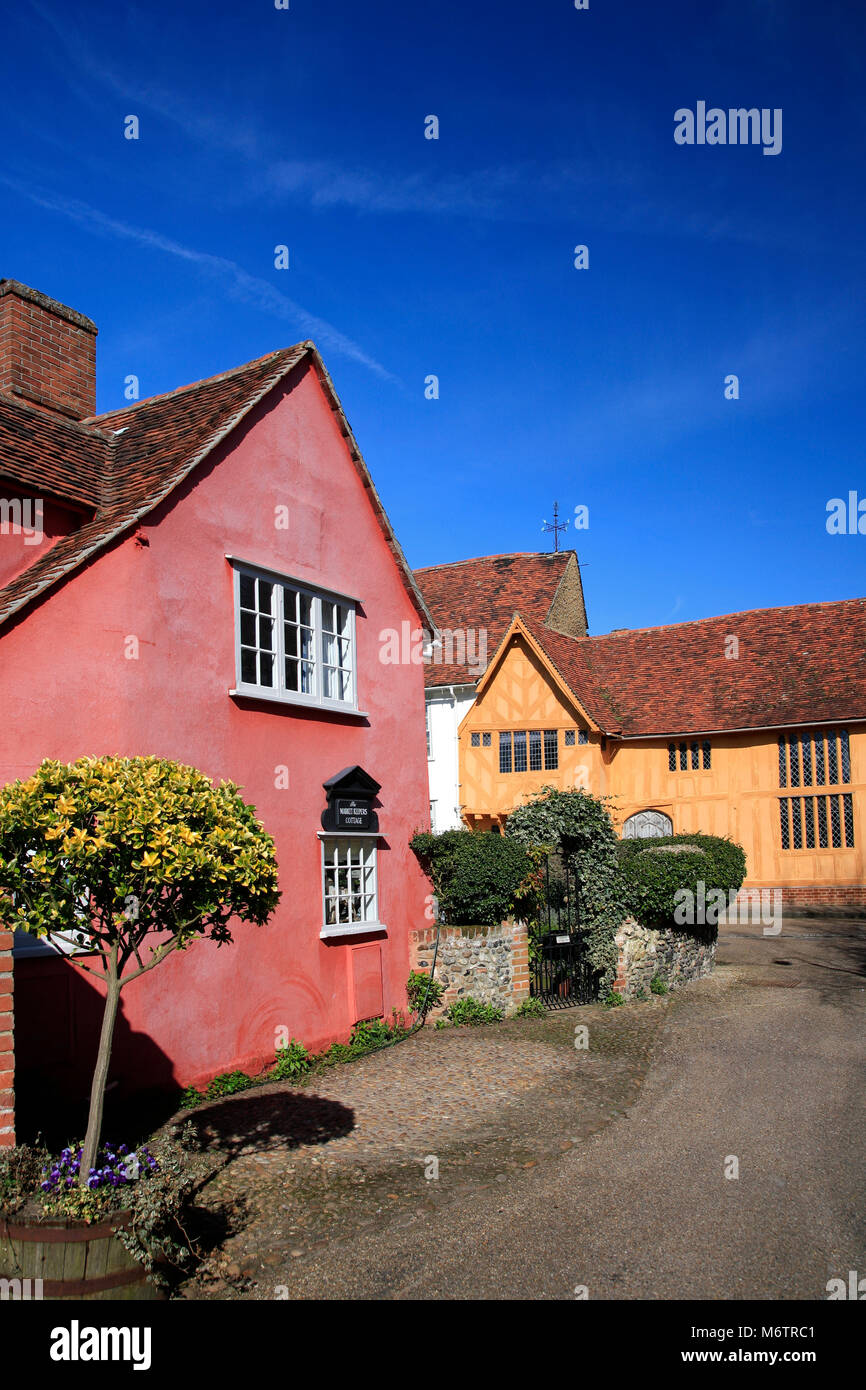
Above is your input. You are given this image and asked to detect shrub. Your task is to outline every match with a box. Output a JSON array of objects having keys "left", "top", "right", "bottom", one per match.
[
  {"left": 445, "top": 996, "right": 502, "bottom": 1026},
  {"left": 603, "top": 990, "right": 626, "bottom": 1008},
  {"left": 514, "top": 996, "right": 547, "bottom": 1019},
  {"left": 618, "top": 833, "right": 747, "bottom": 930},
  {"left": 410, "top": 829, "right": 533, "bottom": 926},
  {"left": 650, "top": 974, "right": 669, "bottom": 995},
  {"left": 406, "top": 970, "right": 445, "bottom": 1015},
  {"left": 505, "top": 787, "right": 629, "bottom": 991}
]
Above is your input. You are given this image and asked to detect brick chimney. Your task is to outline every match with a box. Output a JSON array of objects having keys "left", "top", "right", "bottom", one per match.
[{"left": 0, "top": 279, "right": 97, "bottom": 421}]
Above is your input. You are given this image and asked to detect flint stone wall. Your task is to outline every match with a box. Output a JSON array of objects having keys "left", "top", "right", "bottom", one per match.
[{"left": 613, "top": 915, "right": 716, "bottom": 999}]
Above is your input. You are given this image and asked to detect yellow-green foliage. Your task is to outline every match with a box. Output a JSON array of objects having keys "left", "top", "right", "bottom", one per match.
[{"left": 0, "top": 755, "right": 281, "bottom": 955}]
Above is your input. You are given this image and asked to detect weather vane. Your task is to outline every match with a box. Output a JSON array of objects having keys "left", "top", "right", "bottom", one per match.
[{"left": 542, "top": 501, "right": 568, "bottom": 552}]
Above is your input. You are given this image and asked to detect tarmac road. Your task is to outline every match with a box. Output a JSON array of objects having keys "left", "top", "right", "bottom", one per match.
[{"left": 283, "top": 915, "right": 866, "bottom": 1300}]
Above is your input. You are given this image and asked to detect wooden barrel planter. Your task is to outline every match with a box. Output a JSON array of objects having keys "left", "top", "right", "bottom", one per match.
[{"left": 0, "top": 1212, "right": 164, "bottom": 1300}]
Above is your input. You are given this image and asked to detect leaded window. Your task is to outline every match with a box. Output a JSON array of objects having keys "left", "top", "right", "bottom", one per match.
[
  {"left": 544, "top": 729, "right": 559, "bottom": 770},
  {"left": 499, "top": 732, "right": 512, "bottom": 774},
  {"left": 529, "top": 730, "right": 542, "bottom": 771}
]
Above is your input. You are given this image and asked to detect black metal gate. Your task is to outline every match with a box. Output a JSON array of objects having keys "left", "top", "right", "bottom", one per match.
[{"left": 528, "top": 854, "right": 598, "bottom": 1008}]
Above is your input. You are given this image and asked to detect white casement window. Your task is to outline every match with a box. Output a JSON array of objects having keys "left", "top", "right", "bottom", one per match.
[
  {"left": 320, "top": 836, "right": 383, "bottom": 938},
  {"left": 426, "top": 702, "right": 433, "bottom": 759},
  {"left": 231, "top": 561, "right": 358, "bottom": 711}
]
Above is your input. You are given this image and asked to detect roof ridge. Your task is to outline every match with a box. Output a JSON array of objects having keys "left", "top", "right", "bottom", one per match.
[
  {"left": 580, "top": 595, "right": 866, "bottom": 642},
  {"left": 414, "top": 550, "right": 573, "bottom": 573},
  {"left": 87, "top": 345, "right": 307, "bottom": 426}
]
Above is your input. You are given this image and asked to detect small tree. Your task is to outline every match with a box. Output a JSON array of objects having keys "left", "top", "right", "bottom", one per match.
[{"left": 0, "top": 756, "right": 281, "bottom": 1187}]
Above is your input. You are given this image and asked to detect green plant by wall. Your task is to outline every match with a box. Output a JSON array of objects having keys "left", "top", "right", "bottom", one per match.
[
  {"left": 505, "top": 787, "right": 628, "bottom": 992},
  {"left": 445, "top": 996, "right": 503, "bottom": 1026},
  {"left": 271, "top": 1039, "right": 312, "bottom": 1082},
  {"left": 406, "top": 970, "right": 445, "bottom": 1015},
  {"left": 204, "top": 1070, "right": 254, "bottom": 1100},
  {"left": 410, "top": 829, "right": 533, "bottom": 926},
  {"left": 618, "top": 833, "right": 746, "bottom": 930},
  {"left": 650, "top": 974, "right": 669, "bottom": 995},
  {"left": 514, "top": 996, "right": 547, "bottom": 1019},
  {"left": 603, "top": 990, "right": 626, "bottom": 1008},
  {"left": 180, "top": 1011, "right": 415, "bottom": 1110}
]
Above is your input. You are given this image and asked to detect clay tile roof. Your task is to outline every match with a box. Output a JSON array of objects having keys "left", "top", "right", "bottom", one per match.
[
  {"left": 0, "top": 344, "right": 433, "bottom": 634},
  {"left": 0, "top": 393, "right": 106, "bottom": 508},
  {"left": 523, "top": 598, "right": 866, "bottom": 737},
  {"left": 415, "top": 551, "right": 574, "bottom": 687}
]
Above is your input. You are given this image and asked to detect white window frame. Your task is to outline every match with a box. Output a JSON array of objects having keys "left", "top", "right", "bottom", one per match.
[
  {"left": 319, "top": 833, "right": 385, "bottom": 938},
  {"left": 229, "top": 559, "right": 361, "bottom": 713},
  {"left": 426, "top": 702, "right": 434, "bottom": 760}
]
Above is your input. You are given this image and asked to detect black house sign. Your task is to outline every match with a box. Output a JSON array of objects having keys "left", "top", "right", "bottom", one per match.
[{"left": 321, "top": 766, "right": 381, "bottom": 833}]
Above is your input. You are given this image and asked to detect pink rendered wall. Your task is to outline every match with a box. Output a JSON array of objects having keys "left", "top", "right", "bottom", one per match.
[
  {"left": 0, "top": 493, "right": 86, "bottom": 588},
  {"left": 0, "top": 362, "right": 431, "bottom": 1098}
]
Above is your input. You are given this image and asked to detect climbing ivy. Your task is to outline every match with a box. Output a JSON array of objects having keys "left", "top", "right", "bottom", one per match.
[{"left": 505, "top": 787, "right": 628, "bottom": 991}]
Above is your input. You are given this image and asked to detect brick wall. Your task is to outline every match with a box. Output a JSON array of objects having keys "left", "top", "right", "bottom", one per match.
[
  {"left": 736, "top": 885, "right": 866, "bottom": 916},
  {"left": 0, "top": 930, "right": 13, "bottom": 1146},
  {"left": 0, "top": 279, "right": 97, "bottom": 421},
  {"left": 409, "top": 918, "right": 530, "bottom": 1018}
]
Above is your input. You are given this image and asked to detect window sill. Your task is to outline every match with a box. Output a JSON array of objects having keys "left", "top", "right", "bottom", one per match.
[
  {"left": 317, "top": 831, "right": 381, "bottom": 840},
  {"left": 320, "top": 922, "right": 388, "bottom": 940},
  {"left": 230, "top": 686, "right": 368, "bottom": 717}
]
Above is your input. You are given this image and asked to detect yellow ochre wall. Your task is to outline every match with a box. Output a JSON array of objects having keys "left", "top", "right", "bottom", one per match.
[{"left": 459, "top": 636, "right": 865, "bottom": 890}]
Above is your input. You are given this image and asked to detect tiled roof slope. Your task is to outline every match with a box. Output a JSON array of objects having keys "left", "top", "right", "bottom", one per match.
[
  {"left": 415, "top": 551, "right": 576, "bottom": 687},
  {"left": 0, "top": 393, "right": 106, "bottom": 507},
  {"left": 523, "top": 598, "right": 866, "bottom": 737},
  {"left": 0, "top": 345, "right": 433, "bottom": 633}
]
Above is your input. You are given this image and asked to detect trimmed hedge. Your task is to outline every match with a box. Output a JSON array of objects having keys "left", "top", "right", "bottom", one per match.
[
  {"left": 618, "top": 833, "right": 747, "bottom": 929},
  {"left": 410, "top": 829, "right": 532, "bottom": 926}
]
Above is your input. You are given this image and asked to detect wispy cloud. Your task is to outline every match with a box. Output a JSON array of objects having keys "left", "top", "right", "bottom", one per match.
[
  {"left": 21, "top": 0, "right": 801, "bottom": 246},
  {"left": 0, "top": 176, "right": 397, "bottom": 381}
]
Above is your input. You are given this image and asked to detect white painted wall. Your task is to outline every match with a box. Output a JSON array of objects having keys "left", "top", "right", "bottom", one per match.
[{"left": 425, "top": 685, "right": 476, "bottom": 831}]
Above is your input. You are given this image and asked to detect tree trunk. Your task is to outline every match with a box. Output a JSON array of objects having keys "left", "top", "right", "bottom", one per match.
[{"left": 79, "top": 949, "right": 120, "bottom": 1188}]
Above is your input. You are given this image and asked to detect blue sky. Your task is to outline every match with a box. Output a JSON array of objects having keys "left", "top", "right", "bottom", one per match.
[{"left": 2, "top": 0, "right": 864, "bottom": 634}]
